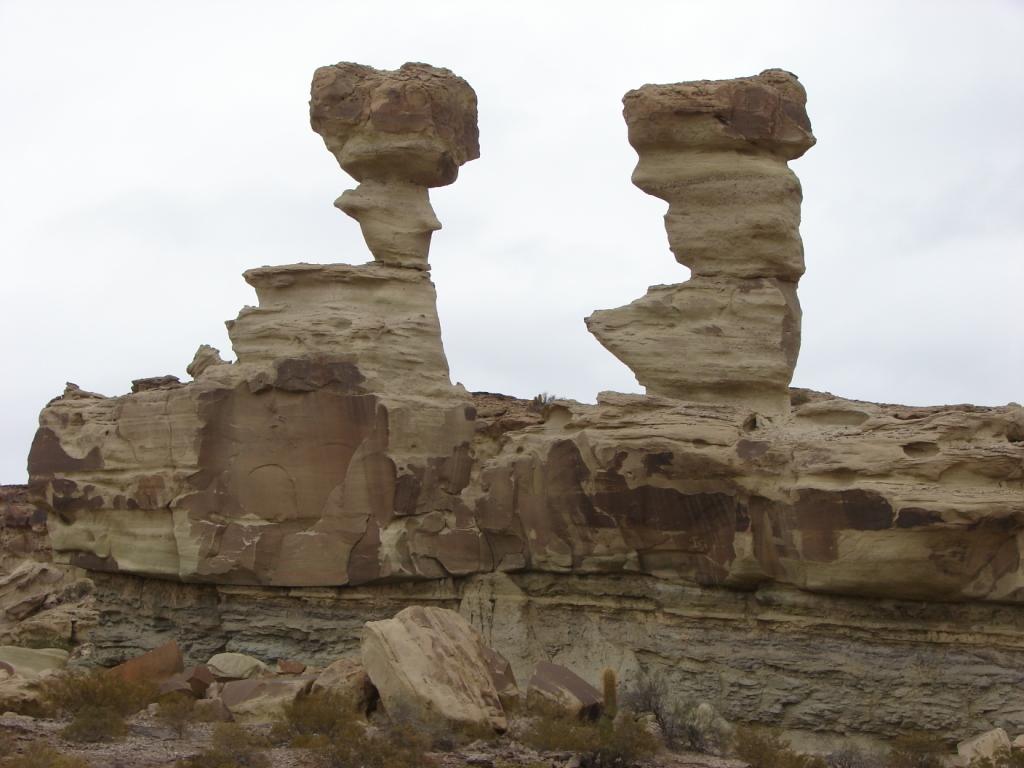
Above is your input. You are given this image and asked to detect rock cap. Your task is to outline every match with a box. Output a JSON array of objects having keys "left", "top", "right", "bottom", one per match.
[
  {"left": 310, "top": 61, "right": 479, "bottom": 187},
  {"left": 623, "top": 68, "right": 815, "bottom": 159}
]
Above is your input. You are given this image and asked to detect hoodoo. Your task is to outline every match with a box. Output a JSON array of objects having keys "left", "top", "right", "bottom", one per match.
[{"left": 9, "top": 63, "right": 1024, "bottom": 747}]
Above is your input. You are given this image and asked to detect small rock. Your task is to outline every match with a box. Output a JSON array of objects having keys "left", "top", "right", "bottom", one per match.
[{"left": 277, "top": 659, "right": 307, "bottom": 675}]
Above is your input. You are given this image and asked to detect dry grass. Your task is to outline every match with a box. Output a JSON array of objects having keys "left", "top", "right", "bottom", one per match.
[
  {"left": 522, "top": 702, "right": 659, "bottom": 767},
  {"left": 734, "top": 728, "right": 828, "bottom": 768},
  {"left": 886, "top": 734, "right": 949, "bottom": 768},
  {"left": 177, "top": 723, "right": 270, "bottom": 768},
  {"left": 0, "top": 743, "right": 90, "bottom": 768},
  {"left": 271, "top": 690, "right": 355, "bottom": 748},
  {"left": 314, "top": 720, "right": 434, "bottom": 768},
  {"left": 157, "top": 692, "right": 197, "bottom": 738},
  {"left": 40, "top": 668, "right": 156, "bottom": 743}
]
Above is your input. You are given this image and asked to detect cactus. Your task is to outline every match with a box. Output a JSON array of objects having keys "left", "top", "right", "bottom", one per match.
[{"left": 602, "top": 668, "right": 618, "bottom": 718}]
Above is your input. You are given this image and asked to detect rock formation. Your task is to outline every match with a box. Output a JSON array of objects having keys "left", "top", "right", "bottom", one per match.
[
  {"left": 14, "top": 63, "right": 1024, "bottom": 747},
  {"left": 310, "top": 61, "right": 479, "bottom": 270},
  {"left": 587, "top": 69, "right": 814, "bottom": 413}
]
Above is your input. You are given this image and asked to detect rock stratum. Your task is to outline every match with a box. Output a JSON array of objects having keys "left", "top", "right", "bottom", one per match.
[{"left": 14, "top": 64, "right": 1024, "bottom": 746}]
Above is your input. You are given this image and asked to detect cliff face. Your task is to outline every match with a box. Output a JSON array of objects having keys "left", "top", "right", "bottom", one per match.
[{"left": 19, "top": 64, "right": 1024, "bottom": 743}]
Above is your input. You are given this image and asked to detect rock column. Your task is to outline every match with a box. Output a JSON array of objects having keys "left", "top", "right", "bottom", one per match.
[{"left": 586, "top": 69, "right": 815, "bottom": 413}]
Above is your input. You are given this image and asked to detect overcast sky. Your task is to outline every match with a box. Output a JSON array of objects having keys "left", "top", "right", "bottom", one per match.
[{"left": 1, "top": 1, "right": 1022, "bottom": 483}]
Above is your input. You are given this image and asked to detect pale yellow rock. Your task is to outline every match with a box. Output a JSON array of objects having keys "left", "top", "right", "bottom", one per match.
[
  {"left": 219, "top": 676, "right": 314, "bottom": 723},
  {"left": 0, "top": 646, "right": 68, "bottom": 678},
  {"left": 588, "top": 70, "right": 815, "bottom": 412},
  {"left": 207, "top": 652, "right": 267, "bottom": 680},
  {"left": 311, "top": 657, "right": 373, "bottom": 711},
  {"left": 361, "top": 606, "right": 507, "bottom": 732},
  {"left": 958, "top": 728, "right": 1011, "bottom": 762}
]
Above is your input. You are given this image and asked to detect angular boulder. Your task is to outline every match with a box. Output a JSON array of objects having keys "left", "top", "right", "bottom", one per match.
[
  {"left": 361, "top": 606, "right": 509, "bottom": 731},
  {"left": 110, "top": 640, "right": 183, "bottom": 684},
  {"left": 311, "top": 657, "right": 375, "bottom": 713},
  {"left": 527, "top": 661, "right": 602, "bottom": 719},
  {"left": 158, "top": 664, "right": 215, "bottom": 699},
  {"left": 219, "top": 676, "right": 314, "bottom": 723}
]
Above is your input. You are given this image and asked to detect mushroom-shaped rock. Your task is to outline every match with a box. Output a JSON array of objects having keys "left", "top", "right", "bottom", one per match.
[
  {"left": 360, "top": 606, "right": 510, "bottom": 732},
  {"left": 587, "top": 69, "right": 815, "bottom": 413},
  {"left": 310, "top": 61, "right": 479, "bottom": 269}
]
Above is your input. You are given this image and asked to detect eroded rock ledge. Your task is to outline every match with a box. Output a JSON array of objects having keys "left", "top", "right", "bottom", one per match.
[{"left": 17, "top": 62, "right": 1024, "bottom": 744}]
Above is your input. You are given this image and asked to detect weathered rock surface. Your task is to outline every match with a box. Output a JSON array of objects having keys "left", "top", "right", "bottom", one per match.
[
  {"left": 311, "top": 61, "right": 479, "bottom": 269},
  {"left": 361, "top": 606, "right": 508, "bottom": 731},
  {"left": 311, "top": 657, "right": 375, "bottom": 712},
  {"left": 219, "top": 675, "right": 313, "bottom": 723},
  {"left": 0, "top": 646, "right": 68, "bottom": 677},
  {"left": 527, "top": 661, "right": 602, "bottom": 719},
  {"left": 16, "top": 62, "right": 1024, "bottom": 748},
  {"left": 588, "top": 69, "right": 814, "bottom": 412},
  {"left": 110, "top": 639, "right": 183, "bottom": 683}
]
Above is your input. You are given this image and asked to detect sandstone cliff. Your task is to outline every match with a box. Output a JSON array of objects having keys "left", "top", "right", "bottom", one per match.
[{"left": 18, "top": 63, "right": 1024, "bottom": 745}]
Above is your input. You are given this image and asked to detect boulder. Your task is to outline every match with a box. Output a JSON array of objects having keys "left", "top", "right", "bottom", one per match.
[
  {"left": 311, "top": 658, "right": 375, "bottom": 712},
  {"left": 361, "top": 606, "right": 507, "bottom": 732},
  {"left": 277, "top": 659, "right": 306, "bottom": 675},
  {"left": 0, "top": 646, "right": 68, "bottom": 678},
  {"left": 207, "top": 652, "right": 268, "bottom": 681},
  {"left": 527, "top": 661, "right": 602, "bottom": 719},
  {"left": 158, "top": 664, "right": 215, "bottom": 699},
  {"left": 1012, "top": 735, "right": 1024, "bottom": 750},
  {"left": 219, "top": 676, "right": 313, "bottom": 723},
  {"left": 958, "top": 728, "right": 1012, "bottom": 762},
  {"left": 110, "top": 640, "right": 183, "bottom": 684}
]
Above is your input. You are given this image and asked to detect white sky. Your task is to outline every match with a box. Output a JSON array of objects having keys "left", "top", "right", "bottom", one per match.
[{"left": 1, "top": 1, "right": 1022, "bottom": 483}]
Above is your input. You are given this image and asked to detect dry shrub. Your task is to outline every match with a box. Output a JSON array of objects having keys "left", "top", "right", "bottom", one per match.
[
  {"left": 42, "top": 668, "right": 156, "bottom": 718},
  {"left": 178, "top": 723, "right": 270, "bottom": 768},
  {"left": 41, "top": 668, "right": 155, "bottom": 744},
  {"left": 157, "top": 692, "right": 196, "bottom": 738},
  {"left": 523, "top": 702, "right": 659, "bottom": 768},
  {"left": 60, "top": 705, "right": 128, "bottom": 743},
  {"left": 969, "top": 747, "right": 1024, "bottom": 768},
  {"left": 313, "top": 719, "right": 433, "bottom": 768},
  {"left": 734, "top": 727, "right": 826, "bottom": 768},
  {"left": 622, "top": 673, "right": 690, "bottom": 750},
  {"left": 887, "top": 733, "right": 949, "bottom": 768},
  {"left": 826, "top": 745, "right": 886, "bottom": 768},
  {"left": 0, "top": 743, "right": 90, "bottom": 768},
  {"left": 271, "top": 690, "right": 355, "bottom": 748},
  {"left": 0, "top": 733, "right": 11, "bottom": 759}
]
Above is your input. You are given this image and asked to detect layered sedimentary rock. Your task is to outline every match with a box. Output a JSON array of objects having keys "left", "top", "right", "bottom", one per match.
[
  {"left": 310, "top": 61, "right": 479, "bottom": 269},
  {"left": 19, "top": 64, "right": 1024, "bottom": 744},
  {"left": 587, "top": 69, "right": 815, "bottom": 413}
]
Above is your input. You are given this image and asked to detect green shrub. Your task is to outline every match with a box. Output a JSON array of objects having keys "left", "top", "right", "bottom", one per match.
[
  {"left": 157, "top": 692, "right": 196, "bottom": 738},
  {"left": 734, "top": 727, "right": 826, "bottom": 768},
  {"left": 0, "top": 743, "right": 90, "bottom": 768},
  {"left": 60, "top": 704, "right": 128, "bottom": 743},
  {"left": 177, "top": 723, "right": 270, "bottom": 768}
]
